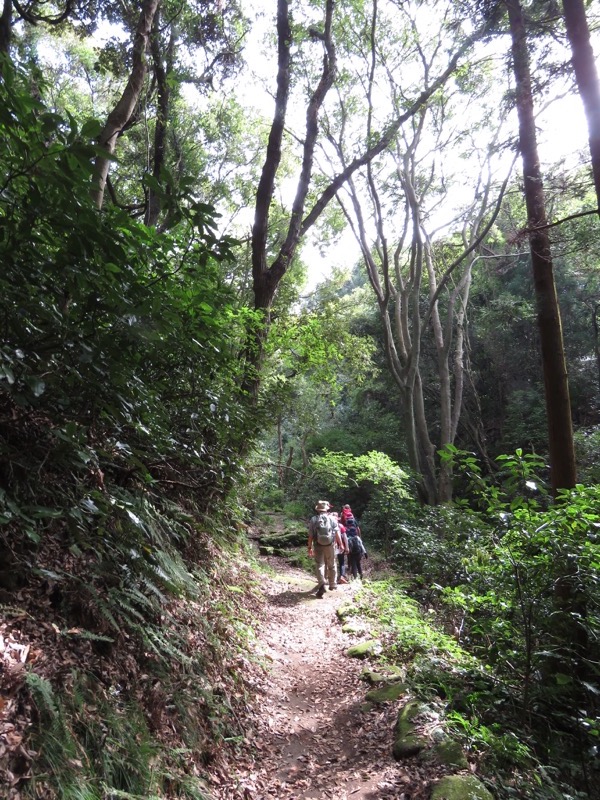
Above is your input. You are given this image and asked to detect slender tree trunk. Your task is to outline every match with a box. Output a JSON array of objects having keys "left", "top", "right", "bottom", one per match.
[
  {"left": 146, "top": 10, "right": 174, "bottom": 227},
  {"left": 284, "top": 446, "right": 294, "bottom": 488},
  {"left": 277, "top": 415, "right": 284, "bottom": 488},
  {"left": 592, "top": 302, "right": 600, "bottom": 394},
  {"left": 252, "top": 0, "right": 337, "bottom": 314},
  {"left": 92, "top": 0, "right": 160, "bottom": 209},
  {"left": 0, "top": 0, "right": 11, "bottom": 59},
  {"left": 506, "top": 0, "right": 577, "bottom": 494},
  {"left": 412, "top": 373, "right": 439, "bottom": 504},
  {"left": 561, "top": 0, "right": 600, "bottom": 214}
]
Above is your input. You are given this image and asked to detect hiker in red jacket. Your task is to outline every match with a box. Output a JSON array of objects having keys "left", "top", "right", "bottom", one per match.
[{"left": 340, "top": 504, "right": 354, "bottom": 524}]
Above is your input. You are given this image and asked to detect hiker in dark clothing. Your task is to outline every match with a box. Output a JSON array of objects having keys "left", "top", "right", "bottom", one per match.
[
  {"left": 332, "top": 512, "right": 348, "bottom": 584},
  {"left": 344, "top": 513, "right": 366, "bottom": 580}
]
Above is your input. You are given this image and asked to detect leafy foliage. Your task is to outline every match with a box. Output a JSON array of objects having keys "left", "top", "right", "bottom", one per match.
[
  {"left": 0, "top": 57, "right": 261, "bottom": 798},
  {"left": 0, "top": 56, "right": 250, "bottom": 548}
]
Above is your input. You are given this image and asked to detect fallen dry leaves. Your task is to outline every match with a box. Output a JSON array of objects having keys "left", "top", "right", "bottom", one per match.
[{"left": 207, "top": 549, "right": 448, "bottom": 800}]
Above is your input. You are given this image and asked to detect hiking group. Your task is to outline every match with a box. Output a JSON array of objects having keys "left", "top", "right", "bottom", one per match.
[{"left": 307, "top": 500, "right": 367, "bottom": 599}]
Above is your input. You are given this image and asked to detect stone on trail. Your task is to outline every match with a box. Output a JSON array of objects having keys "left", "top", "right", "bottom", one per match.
[
  {"left": 341, "top": 620, "right": 365, "bottom": 634},
  {"left": 392, "top": 700, "right": 430, "bottom": 760},
  {"left": 346, "top": 639, "right": 380, "bottom": 659},
  {"left": 336, "top": 603, "right": 355, "bottom": 621},
  {"left": 431, "top": 738, "right": 469, "bottom": 769},
  {"left": 430, "top": 774, "right": 494, "bottom": 800},
  {"left": 361, "top": 666, "right": 405, "bottom": 685},
  {"left": 365, "top": 682, "right": 408, "bottom": 703}
]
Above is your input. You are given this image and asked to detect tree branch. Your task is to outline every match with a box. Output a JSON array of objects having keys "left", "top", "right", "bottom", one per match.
[{"left": 300, "top": 22, "right": 492, "bottom": 237}]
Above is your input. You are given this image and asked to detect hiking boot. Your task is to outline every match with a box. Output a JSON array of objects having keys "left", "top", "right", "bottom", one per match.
[
  {"left": 329, "top": 585, "right": 337, "bottom": 591},
  {"left": 315, "top": 585, "right": 326, "bottom": 599}
]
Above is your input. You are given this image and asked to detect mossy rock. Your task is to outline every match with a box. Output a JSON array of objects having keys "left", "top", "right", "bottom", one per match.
[
  {"left": 259, "top": 530, "right": 306, "bottom": 547},
  {"left": 341, "top": 621, "right": 365, "bottom": 634},
  {"left": 258, "top": 545, "right": 275, "bottom": 555},
  {"left": 346, "top": 640, "right": 380, "bottom": 659},
  {"left": 391, "top": 700, "right": 430, "bottom": 760},
  {"left": 365, "top": 682, "right": 407, "bottom": 704},
  {"left": 430, "top": 739, "right": 469, "bottom": 769},
  {"left": 392, "top": 732, "right": 426, "bottom": 759},
  {"left": 395, "top": 700, "right": 428, "bottom": 729},
  {"left": 336, "top": 604, "right": 356, "bottom": 621},
  {"left": 430, "top": 774, "right": 493, "bottom": 800},
  {"left": 362, "top": 667, "right": 405, "bottom": 685}
]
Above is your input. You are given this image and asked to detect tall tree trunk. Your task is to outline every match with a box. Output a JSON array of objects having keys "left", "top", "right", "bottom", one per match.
[
  {"left": 592, "top": 302, "right": 600, "bottom": 394},
  {"left": 561, "top": 0, "right": 600, "bottom": 214},
  {"left": 0, "top": 0, "right": 11, "bottom": 59},
  {"left": 92, "top": 0, "right": 160, "bottom": 209},
  {"left": 277, "top": 415, "right": 284, "bottom": 488},
  {"left": 412, "top": 374, "right": 440, "bottom": 504},
  {"left": 506, "top": 0, "right": 577, "bottom": 494},
  {"left": 252, "top": 0, "right": 337, "bottom": 314},
  {"left": 146, "top": 11, "right": 175, "bottom": 227}
]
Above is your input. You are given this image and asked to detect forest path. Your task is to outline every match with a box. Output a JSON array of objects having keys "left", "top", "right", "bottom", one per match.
[{"left": 208, "top": 552, "right": 432, "bottom": 800}]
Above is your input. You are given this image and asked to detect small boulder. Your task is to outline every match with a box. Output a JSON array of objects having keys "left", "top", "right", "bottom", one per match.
[
  {"left": 392, "top": 700, "right": 429, "bottom": 760},
  {"left": 346, "top": 640, "right": 380, "bottom": 659},
  {"left": 365, "top": 682, "right": 407, "bottom": 703},
  {"left": 430, "top": 774, "right": 493, "bottom": 800},
  {"left": 361, "top": 667, "right": 405, "bottom": 685},
  {"left": 336, "top": 604, "right": 355, "bottom": 621},
  {"left": 430, "top": 739, "right": 469, "bottom": 769},
  {"left": 392, "top": 733, "right": 425, "bottom": 759},
  {"left": 341, "top": 621, "right": 365, "bottom": 634}
]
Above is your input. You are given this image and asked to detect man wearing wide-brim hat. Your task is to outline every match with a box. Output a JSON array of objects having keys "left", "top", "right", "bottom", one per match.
[{"left": 308, "top": 500, "right": 343, "bottom": 598}]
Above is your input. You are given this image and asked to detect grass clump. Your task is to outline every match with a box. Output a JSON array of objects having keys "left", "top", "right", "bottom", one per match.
[{"left": 26, "top": 672, "right": 199, "bottom": 800}]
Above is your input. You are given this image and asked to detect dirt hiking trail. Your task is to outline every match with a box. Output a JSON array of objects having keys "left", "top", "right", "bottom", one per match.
[{"left": 209, "top": 553, "right": 438, "bottom": 800}]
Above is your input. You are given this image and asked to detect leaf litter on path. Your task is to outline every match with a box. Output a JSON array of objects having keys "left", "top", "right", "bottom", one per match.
[{"left": 208, "top": 555, "right": 440, "bottom": 800}]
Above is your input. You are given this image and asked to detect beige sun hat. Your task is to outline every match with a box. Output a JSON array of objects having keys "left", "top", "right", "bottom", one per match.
[{"left": 314, "top": 500, "right": 330, "bottom": 512}]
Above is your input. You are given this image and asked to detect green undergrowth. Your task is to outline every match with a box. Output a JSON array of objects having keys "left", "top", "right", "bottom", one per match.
[
  {"left": 7, "top": 500, "right": 263, "bottom": 799},
  {"left": 348, "top": 576, "right": 591, "bottom": 799},
  {"left": 351, "top": 576, "right": 478, "bottom": 678},
  {"left": 0, "top": 61, "right": 271, "bottom": 798},
  {"left": 25, "top": 671, "right": 209, "bottom": 800}
]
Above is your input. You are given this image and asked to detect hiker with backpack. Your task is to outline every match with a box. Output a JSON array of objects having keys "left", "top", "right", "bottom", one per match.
[
  {"left": 331, "top": 511, "right": 349, "bottom": 584},
  {"left": 344, "top": 512, "right": 367, "bottom": 580},
  {"left": 308, "top": 500, "right": 343, "bottom": 598},
  {"left": 340, "top": 504, "right": 354, "bottom": 524}
]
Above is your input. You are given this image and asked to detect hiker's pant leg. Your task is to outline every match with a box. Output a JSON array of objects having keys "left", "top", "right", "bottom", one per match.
[
  {"left": 356, "top": 554, "right": 363, "bottom": 579},
  {"left": 324, "top": 544, "right": 337, "bottom": 588},
  {"left": 348, "top": 552, "right": 358, "bottom": 578},
  {"left": 337, "top": 552, "right": 346, "bottom": 577},
  {"left": 314, "top": 546, "right": 326, "bottom": 587}
]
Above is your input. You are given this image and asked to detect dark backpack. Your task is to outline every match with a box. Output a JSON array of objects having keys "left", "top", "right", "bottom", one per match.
[
  {"left": 314, "top": 513, "right": 334, "bottom": 545},
  {"left": 348, "top": 534, "right": 362, "bottom": 554},
  {"left": 345, "top": 517, "right": 358, "bottom": 537}
]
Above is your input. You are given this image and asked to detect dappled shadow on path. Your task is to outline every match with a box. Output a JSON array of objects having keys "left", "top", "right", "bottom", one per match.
[
  {"left": 267, "top": 584, "right": 319, "bottom": 608},
  {"left": 270, "top": 690, "right": 414, "bottom": 799}
]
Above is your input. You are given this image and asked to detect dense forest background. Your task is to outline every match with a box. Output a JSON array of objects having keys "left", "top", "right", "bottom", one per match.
[{"left": 1, "top": 0, "right": 600, "bottom": 798}]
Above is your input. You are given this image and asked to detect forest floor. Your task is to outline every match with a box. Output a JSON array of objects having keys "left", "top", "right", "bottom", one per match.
[{"left": 207, "top": 543, "right": 446, "bottom": 800}]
